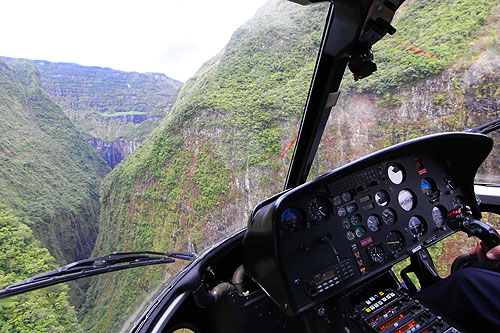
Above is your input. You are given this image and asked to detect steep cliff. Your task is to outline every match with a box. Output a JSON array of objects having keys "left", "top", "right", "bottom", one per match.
[
  {"left": 7, "top": 59, "right": 183, "bottom": 168},
  {"left": 87, "top": 138, "right": 142, "bottom": 169},
  {"left": 0, "top": 58, "right": 109, "bottom": 264},
  {"left": 81, "top": 0, "right": 498, "bottom": 331}
]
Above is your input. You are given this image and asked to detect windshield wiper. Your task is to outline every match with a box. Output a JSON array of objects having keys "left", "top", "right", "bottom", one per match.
[
  {"left": 0, "top": 251, "right": 197, "bottom": 299},
  {"left": 466, "top": 119, "right": 500, "bottom": 135}
]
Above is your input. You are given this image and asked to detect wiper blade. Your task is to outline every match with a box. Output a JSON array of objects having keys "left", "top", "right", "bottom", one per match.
[
  {"left": 466, "top": 119, "right": 500, "bottom": 135},
  {"left": 0, "top": 251, "right": 197, "bottom": 299}
]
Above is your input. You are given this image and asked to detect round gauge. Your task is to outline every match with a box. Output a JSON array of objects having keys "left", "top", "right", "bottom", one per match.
[
  {"left": 346, "top": 231, "right": 356, "bottom": 241},
  {"left": 308, "top": 195, "right": 333, "bottom": 223},
  {"left": 342, "top": 191, "right": 353, "bottom": 203},
  {"left": 375, "top": 190, "right": 390, "bottom": 207},
  {"left": 382, "top": 208, "right": 397, "bottom": 225},
  {"left": 342, "top": 218, "right": 351, "bottom": 230},
  {"left": 386, "top": 231, "right": 405, "bottom": 254},
  {"left": 453, "top": 196, "right": 465, "bottom": 209},
  {"left": 351, "top": 214, "right": 362, "bottom": 226},
  {"left": 367, "top": 215, "right": 382, "bottom": 232},
  {"left": 333, "top": 195, "right": 343, "bottom": 206},
  {"left": 355, "top": 226, "right": 366, "bottom": 238},
  {"left": 368, "top": 245, "right": 385, "bottom": 264},
  {"left": 337, "top": 206, "right": 347, "bottom": 217},
  {"left": 432, "top": 205, "right": 447, "bottom": 229},
  {"left": 346, "top": 203, "right": 358, "bottom": 214},
  {"left": 281, "top": 208, "right": 303, "bottom": 230},
  {"left": 398, "top": 189, "right": 416, "bottom": 211},
  {"left": 387, "top": 164, "right": 406, "bottom": 185},
  {"left": 421, "top": 178, "right": 437, "bottom": 196},
  {"left": 408, "top": 216, "right": 426, "bottom": 238}
]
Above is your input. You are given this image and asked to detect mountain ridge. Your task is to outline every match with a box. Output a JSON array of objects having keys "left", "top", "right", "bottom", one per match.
[
  {"left": 2, "top": 56, "right": 183, "bottom": 169},
  {"left": 0, "top": 57, "right": 109, "bottom": 264}
]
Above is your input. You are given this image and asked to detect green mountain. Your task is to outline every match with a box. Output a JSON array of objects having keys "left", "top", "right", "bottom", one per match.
[
  {"left": 15, "top": 59, "right": 183, "bottom": 168},
  {"left": 80, "top": 0, "right": 499, "bottom": 331},
  {"left": 0, "top": 207, "right": 82, "bottom": 332},
  {"left": 0, "top": 58, "right": 108, "bottom": 264}
]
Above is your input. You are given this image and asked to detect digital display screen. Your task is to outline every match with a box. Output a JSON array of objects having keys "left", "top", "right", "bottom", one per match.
[
  {"left": 313, "top": 270, "right": 335, "bottom": 285},
  {"left": 368, "top": 307, "right": 393, "bottom": 323},
  {"left": 395, "top": 320, "right": 417, "bottom": 333},
  {"left": 377, "top": 313, "right": 404, "bottom": 332}
]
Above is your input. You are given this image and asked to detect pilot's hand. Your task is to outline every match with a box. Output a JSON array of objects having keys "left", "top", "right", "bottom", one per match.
[{"left": 470, "top": 240, "right": 500, "bottom": 267}]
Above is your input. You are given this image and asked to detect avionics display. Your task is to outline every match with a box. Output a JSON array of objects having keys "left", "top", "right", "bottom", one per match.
[{"left": 243, "top": 133, "right": 492, "bottom": 316}]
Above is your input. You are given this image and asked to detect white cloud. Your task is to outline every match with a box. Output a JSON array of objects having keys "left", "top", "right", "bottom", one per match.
[{"left": 1, "top": 0, "right": 269, "bottom": 82}]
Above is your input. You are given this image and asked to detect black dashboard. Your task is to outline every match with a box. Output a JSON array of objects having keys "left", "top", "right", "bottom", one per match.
[{"left": 243, "top": 132, "right": 493, "bottom": 316}]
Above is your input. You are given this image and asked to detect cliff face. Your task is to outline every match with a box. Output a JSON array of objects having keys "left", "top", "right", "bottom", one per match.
[
  {"left": 4, "top": 59, "right": 183, "bottom": 168},
  {"left": 87, "top": 138, "right": 141, "bottom": 169},
  {"left": 0, "top": 58, "right": 109, "bottom": 264}
]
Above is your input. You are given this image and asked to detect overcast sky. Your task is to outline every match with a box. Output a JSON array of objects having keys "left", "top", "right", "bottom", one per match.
[{"left": 1, "top": 0, "right": 269, "bottom": 82}]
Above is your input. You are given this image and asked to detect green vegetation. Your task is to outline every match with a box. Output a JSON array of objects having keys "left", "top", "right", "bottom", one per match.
[
  {"left": 81, "top": 139, "right": 235, "bottom": 331},
  {"left": 162, "top": 1, "right": 326, "bottom": 170},
  {"left": 0, "top": 58, "right": 109, "bottom": 265},
  {"left": 342, "top": 0, "right": 497, "bottom": 94},
  {"left": 26, "top": 60, "right": 182, "bottom": 143},
  {"left": 0, "top": 207, "right": 82, "bottom": 332}
]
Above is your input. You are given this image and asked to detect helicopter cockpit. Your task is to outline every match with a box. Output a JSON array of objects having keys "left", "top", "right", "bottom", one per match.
[{"left": 1, "top": 0, "right": 499, "bottom": 332}]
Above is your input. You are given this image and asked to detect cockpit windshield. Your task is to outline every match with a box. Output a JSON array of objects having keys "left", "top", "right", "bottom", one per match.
[{"left": 309, "top": 0, "right": 499, "bottom": 184}]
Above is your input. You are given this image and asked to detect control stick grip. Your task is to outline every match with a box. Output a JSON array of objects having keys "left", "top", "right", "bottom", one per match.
[
  {"left": 465, "top": 219, "right": 500, "bottom": 251},
  {"left": 447, "top": 205, "right": 500, "bottom": 251}
]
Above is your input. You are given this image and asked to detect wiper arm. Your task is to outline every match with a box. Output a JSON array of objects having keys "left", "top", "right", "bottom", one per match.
[
  {"left": 0, "top": 251, "right": 197, "bottom": 299},
  {"left": 466, "top": 119, "right": 500, "bottom": 135}
]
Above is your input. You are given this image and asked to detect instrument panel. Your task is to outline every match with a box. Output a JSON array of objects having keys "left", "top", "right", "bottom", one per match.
[{"left": 243, "top": 133, "right": 493, "bottom": 316}]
